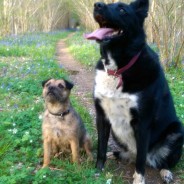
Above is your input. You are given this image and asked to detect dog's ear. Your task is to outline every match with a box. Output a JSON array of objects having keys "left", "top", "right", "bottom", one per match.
[
  {"left": 42, "top": 79, "right": 51, "bottom": 87},
  {"left": 64, "top": 80, "right": 74, "bottom": 90},
  {"left": 130, "top": 0, "right": 149, "bottom": 19}
]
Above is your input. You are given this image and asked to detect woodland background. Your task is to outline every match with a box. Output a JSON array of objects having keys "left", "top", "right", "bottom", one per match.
[{"left": 0, "top": 0, "right": 183, "bottom": 68}]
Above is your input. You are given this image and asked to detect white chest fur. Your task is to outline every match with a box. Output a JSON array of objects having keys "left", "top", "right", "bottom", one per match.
[{"left": 94, "top": 69, "right": 138, "bottom": 154}]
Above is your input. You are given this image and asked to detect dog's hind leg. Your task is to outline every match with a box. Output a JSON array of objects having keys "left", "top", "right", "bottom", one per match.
[
  {"left": 159, "top": 133, "right": 183, "bottom": 183},
  {"left": 83, "top": 135, "right": 93, "bottom": 161}
]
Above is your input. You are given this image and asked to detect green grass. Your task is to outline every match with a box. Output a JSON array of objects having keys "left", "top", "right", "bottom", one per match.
[
  {"left": 0, "top": 31, "right": 113, "bottom": 184},
  {"left": 66, "top": 32, "right": 100, "bottom": 67}
]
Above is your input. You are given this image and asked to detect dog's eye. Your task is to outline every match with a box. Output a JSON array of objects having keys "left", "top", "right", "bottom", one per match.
[
  {"left": 120, "top": 8, "right": 126, "bottom": 14},
  {"left": 46, "top": 82, "right": 50, "bottom": 87},
  {"left": 58, "top": 84, "right": 64, "bottom": 89}
]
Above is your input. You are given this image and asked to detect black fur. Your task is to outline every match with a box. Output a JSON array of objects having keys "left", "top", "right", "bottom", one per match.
[
  {"left": 93, "top": 0, "right": 183, "bottom": 182},
  {"left": 64, "top": 79, "right": 74, "bottom": 90},
  {"left": 42, "top": 78, "right": 51, "bottom": 87}
]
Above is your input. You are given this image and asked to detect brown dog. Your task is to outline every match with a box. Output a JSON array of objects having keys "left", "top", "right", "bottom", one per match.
[{"left": 41, "top": 78, "right": 93, "bottom": 168}]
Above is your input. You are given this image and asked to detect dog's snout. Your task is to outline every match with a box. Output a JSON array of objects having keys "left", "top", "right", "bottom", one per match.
[
  {"left": 48, "top": 86, "right": 54, "bottom": 91},
  {"left": 94, "top": 2, "right": 105, "bottom": 10}
]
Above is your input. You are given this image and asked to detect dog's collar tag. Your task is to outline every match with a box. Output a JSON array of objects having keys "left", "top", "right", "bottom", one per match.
[
  {"left": 49, "top": 109, "right": 70, "bottom": 119},
  {"left": 60, "top": 109, "right": 70, "bottom": 119}
]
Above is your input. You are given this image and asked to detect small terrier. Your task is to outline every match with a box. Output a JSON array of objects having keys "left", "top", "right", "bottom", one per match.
[{"left": 42, "top": 78, "right": 93, "bottom": 168}]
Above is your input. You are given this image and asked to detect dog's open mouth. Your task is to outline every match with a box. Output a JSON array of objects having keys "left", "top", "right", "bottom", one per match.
[
  {"left": 85, "top": 14, "right": 123, "bottom": 41},
  {"left": 85, "top": 28, "right": 123, "bottom": 41}
]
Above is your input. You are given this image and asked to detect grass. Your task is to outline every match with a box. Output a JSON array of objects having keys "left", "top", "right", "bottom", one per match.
[
  {"left": 0, "top": 30, "right": 183, "bottom": 184},
  {"left": 66, "top": 32, "right": 100, "bottom": 67},
  {"left": 0, "top": 31, "right": 114, "bottom": 184}
]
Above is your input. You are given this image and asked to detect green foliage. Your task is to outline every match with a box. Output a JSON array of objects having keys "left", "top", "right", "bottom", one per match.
[
  {"left": 66, "top": 32, "right": 100, "bottom": 67},
  {"left": 165, "top": 68, "right": 184, "bottom": 123}
]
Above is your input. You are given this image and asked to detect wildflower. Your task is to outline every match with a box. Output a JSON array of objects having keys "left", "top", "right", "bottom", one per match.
[
  {"left": 12, "top": 128, "right": 18, "bottom": 134},
  {"left": 106, "top": 179, "right": 112, "bottom": 184},
  {"left": 25, "top": 131, "right": 29, "bottom": 135},
  {"left": 43, "top": 175, "right": 46, "bottom": 178},
  {"left": 13, "top": 122, "right": 16, "bottom": 126},
  {"left": 17, "top": 162, "right": 23, "bottom": 169},
  {"left": 39, "top": 115, "right": 43, "bottom": 120},
  {"left": 30, "top": 140, "right": 33, "bottom": 143},
  {"left": 13, "top": 104, "right": 18, "bottom": 109}
]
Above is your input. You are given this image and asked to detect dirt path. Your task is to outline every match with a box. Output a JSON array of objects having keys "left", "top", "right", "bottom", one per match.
[
  {"left": 56, "top": 39, "right": 95, "bottom": 118},
  {"left": 56, "top": 36, "right": 180, "bottom": 184}
]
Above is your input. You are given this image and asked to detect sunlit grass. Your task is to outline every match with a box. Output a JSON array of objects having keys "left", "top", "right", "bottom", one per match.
[{"left": 66, "top": 32, "right": 100, "bottom": 67}]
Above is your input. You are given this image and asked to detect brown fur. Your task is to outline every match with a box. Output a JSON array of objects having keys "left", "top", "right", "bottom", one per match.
[{"left": 42, "top": 79, "right": 93, "bottom": 168}]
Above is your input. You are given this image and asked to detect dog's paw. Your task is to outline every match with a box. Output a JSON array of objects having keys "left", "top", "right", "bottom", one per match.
[
  {"left": 133, "top": 171, "right": 145, "bottom": 184},
  {"left": 107, "top": 152, "right": 116, "bottom": 159},
  {"left": 160, "top": 169, "right": 173, "bottom": 183},
  {"left": 96, "top": 160, "right": 105, "bottom": 171},
  {"left": 42, "top": 164, "right": 48, "bottom": 169}
]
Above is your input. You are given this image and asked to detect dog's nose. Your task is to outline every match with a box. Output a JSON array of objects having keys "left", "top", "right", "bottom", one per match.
[
  {"left": 48, "top": 86, "right": 54, "bottom": 91},
  {"left": 94, "top": 2, "right": 105, "bottom": 10}
]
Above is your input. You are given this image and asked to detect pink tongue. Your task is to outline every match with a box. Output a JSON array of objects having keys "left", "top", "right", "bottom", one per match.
[{"left": 84, "top": 28, "right": 115, "bottom": 40}]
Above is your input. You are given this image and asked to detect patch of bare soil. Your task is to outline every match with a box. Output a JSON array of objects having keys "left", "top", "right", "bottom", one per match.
[
  {"left": 56, "top": 36, "right": 180, "bottom": 184},
  {"left": 56, "top": 39, "right": 95, "bottom": 117}
]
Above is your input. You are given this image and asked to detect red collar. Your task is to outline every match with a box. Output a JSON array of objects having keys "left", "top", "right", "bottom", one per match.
[{"left": 107, "top": 51, "right": 141, "bottom": 89}]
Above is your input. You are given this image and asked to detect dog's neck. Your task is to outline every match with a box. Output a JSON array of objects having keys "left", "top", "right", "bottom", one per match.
[{"left": 46, "top": 100, "right": 70, "bottom": 115}]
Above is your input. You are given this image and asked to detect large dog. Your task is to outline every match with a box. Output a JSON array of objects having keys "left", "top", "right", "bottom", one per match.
[{"left": 85, "top": 0, "right": 184, "bottom": 183}]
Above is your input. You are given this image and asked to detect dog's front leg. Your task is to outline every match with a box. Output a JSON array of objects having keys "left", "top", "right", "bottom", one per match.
[
  {"left": 95, "top": 99, "right": 111, "bottom": 171},
  {"left": 42, "top": 139, "right": 52, "bottom": 168},
  {"left": 133, "top": 126, "right": 150, "bottom": 184},
  {"left": 70, "top": 139, "right": 80, "bottom": 164}
]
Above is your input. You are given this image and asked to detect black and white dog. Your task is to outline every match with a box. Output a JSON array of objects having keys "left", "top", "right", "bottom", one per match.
[{"left": 85, "top": 0, "right": 184, "bottom": 183}]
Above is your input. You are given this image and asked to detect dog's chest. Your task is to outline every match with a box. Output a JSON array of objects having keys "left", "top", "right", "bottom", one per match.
[
  {"left": 95, "top": 69, "right": 138, "bottom": 154},
  {"left": 43, "top": 115, "right": 74, "bottom": 143}
]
